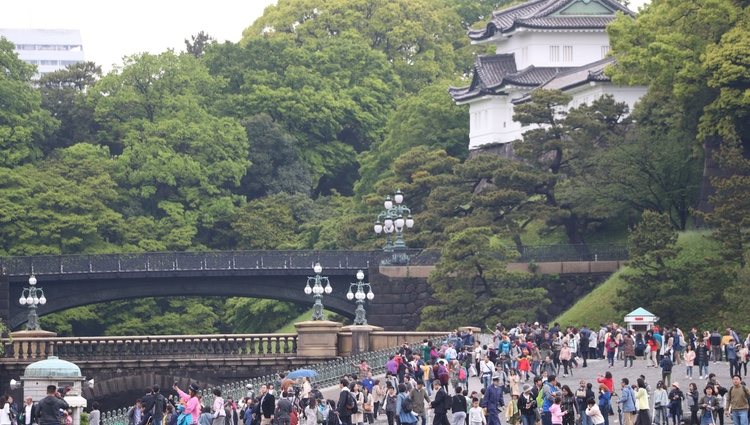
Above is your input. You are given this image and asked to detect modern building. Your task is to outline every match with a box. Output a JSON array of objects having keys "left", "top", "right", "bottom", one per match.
[
  {"left": 449, "top": 0, "right": 647, "bottom": 151},
  {"left": 0, "top": 28, "right": 85, "bottom": 76}
]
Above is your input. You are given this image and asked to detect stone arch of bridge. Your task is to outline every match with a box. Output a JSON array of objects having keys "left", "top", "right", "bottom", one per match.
[
  {"left": 83, "top": 370, "right": 227, "bottom": 411},
  {"left": 8, "top": 273, "right": 362, "bottom": 330}
]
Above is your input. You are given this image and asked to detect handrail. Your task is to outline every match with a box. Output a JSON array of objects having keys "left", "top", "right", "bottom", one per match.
[{"left": 0, "top": 244, "right": 628, "bottom": 277}]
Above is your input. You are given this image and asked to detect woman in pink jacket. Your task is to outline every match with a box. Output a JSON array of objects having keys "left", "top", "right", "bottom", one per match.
[
  {"left": 559, "top": 343, "right": 573, "bottom": 377},
  {"left": 174, "top": 383, "right": 201, "bottom": 425}
]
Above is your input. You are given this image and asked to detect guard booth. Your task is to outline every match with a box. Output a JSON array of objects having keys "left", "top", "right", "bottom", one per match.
[{"left": 624, "top": 307, "right": 659, "bottom": 332}]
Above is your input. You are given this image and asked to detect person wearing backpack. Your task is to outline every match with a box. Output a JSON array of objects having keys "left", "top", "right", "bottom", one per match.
[
  {"left": 337, "top": 379, "right": 356, "bottom": 425},
  {"left": 726, "top": 375, "right": 750, "bottom": 425},
  {"left": 397, "top": 384, "right": 418, "bottom": 425}
]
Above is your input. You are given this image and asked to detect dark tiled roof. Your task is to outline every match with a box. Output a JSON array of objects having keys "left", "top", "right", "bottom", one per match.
[
  {"left": 504, "top": 66, "right": 562, "bottom": 86},
  {"left": 513, "top": 57, "right": 615, "bottom": 103},
  {"left": 468, "top": 0, "right": 635, "bottom": 41},
  {"left": 449, "top": 54, "right": 576, "bottom": 101}
]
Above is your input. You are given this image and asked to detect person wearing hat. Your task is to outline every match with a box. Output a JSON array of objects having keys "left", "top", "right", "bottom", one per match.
[
  {"left": 482, "top": 376, "right": 505, "bottom": 425},
  {"left": 173, "top": 383, "right": 201, "bottom": 425},
  {"left": 518, "top": 384, "right": 537, "bottom": 425},
  {"left": 668, "top": 383, "right": 684, "bottom": 425}
]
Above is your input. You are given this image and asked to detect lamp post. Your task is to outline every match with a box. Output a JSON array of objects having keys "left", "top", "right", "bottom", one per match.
[
  {"left": 18, "top": 275, "right": 47, "bottom": 331},
  {"left": 346, "top": 270, "right": 374, "bottom": 325},
  {"left": 373, "top": 189, "right": 415, "bottom": 265},
  {"left": 304, "top": 263, "right": 332, "bottom": 321}
]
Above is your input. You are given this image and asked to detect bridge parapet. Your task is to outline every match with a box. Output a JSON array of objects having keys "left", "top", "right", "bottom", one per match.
[
  {"left": 0, "top": 250, "right": 378, "bottom": 277},
  {"left": 4, "top": 333, "right": 298, "bottom": 361}
]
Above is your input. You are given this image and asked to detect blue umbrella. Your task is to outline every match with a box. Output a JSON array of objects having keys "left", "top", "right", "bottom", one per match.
[{"left": 286, "top": 368, "right": 318, "bottom": 379}]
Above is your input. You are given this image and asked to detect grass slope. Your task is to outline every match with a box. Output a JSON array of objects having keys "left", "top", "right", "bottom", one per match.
[
  {"left": 553, "top": 230, "right": 716, "bottom": 327},
  {"left": 274, "top": 308, "right": 338, "bottom": 333}
]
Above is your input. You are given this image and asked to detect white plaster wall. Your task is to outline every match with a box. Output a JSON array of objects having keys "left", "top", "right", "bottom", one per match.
[
  {"left": 467, "top": 83, "right": 647, "bottom": 150},
  {"left": 567, "top": 83, "right": 647, "bottom": 112},
  {"left": 494, "top": 31, "right": 611, "bottom": 69},
  {"left": 468, "top": 93, "right": 528, "bottom": 150}
]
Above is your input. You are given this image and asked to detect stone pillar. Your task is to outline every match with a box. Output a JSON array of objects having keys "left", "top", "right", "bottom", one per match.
[
  {"left": 342, "top": 325, "right": 383, "bottom": 355},
  {"left": 294, "top": 321, "right": 343, "bottom": 357},
  {"left": 9, "top": 330, "right": 57, "bottom": 360}
]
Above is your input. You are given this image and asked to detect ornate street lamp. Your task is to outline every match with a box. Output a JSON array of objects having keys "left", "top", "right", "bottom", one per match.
[
  {"left": 304, "top": 263, "right": 332, "bottom": 321},
  {"left": 373, "top": 189, "right": 415, "bottom": 264},
  {"left": 18, "top": 275, "right": 47, "bottom": 331},
  {"left": 346, "top": 270, "right": 374, "bottom": 325}
]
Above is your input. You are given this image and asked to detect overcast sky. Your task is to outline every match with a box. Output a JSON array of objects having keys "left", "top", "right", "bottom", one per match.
[
  {"left": 0, "top": 0, "right": 277, "bottom": 71},
  {"left": 1, "top": 0, "right": 649, "bottom": 73}
]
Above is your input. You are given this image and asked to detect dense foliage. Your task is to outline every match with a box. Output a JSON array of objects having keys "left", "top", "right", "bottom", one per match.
[{"left": 0, "top": 0, "right": 748, "bottom": 334}]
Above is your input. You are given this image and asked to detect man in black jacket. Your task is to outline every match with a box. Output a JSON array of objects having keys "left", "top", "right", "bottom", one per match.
[
  {"left": 37, "top": 385, "right": 69, "bottom": 425},
  {"left": 336, "top": 379, "right": 353, "bottom": 425},
  {"left": 255, "top": 385, "right": 275, "bottom": 425},
  {"left": 141, "top": 386, "right": 167, "bottom": 425},
  {"left": 430, "top": 380, "right": 450, "bottom": 425}
]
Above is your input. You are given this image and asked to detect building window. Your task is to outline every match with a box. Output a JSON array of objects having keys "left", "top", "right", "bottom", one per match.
[
  {"left": 549, "top": 46, "right": 560, "bottom": 62},
  {"left": 563, "top": 46, "right": 573, "bottom": 62},
  {"left": 40, "top": 60, "right": 58, "bottom": 66},
  {"left": 601, "top": 45, "right": 610, "bottom": 58},
  {"left": 521, "top": 47, "right": 528, "bottom": 64}
]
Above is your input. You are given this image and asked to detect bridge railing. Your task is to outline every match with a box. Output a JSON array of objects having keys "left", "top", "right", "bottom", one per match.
[
  {"left": 3, "top": 334, "right": 298, "bottom": 360},
  {"left": 0, "top": 244, "right": 628, "bottom": 277},
  {"left": 517, "top": 243, "right": 628, "bottom": 262},
  {"left": 100, "top": 336, "right": 447, "bottom": 425},
  {"left": 0, "top": 250, "right": 377, "bottom": 276}
]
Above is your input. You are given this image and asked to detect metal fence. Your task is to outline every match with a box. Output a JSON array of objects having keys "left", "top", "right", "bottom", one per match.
[
  {"left": 0, "top": 251, "right": 377, "bottom": 276},
  {"left": 0, "top": 244, "right": 628, "bottom": 277},
  {"left": 100, "top": 337, "right": 445, "bottom": 425},
  {"left": 517, "top": 243, "right": 628, "bottom": 262}
]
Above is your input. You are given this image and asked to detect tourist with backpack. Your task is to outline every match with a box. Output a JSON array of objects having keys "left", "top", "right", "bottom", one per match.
[
  {"left": 337, "top": 379, "right": 357, "bottom": 425},
  {"left": 397, "top": 384, "right": 417, "bottom": 425},
  {"left": 726, "top": 375, "right": 750, "bottom": 425}
]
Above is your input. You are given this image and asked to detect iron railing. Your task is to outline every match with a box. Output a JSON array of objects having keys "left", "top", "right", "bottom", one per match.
[
  {"left": 0, "top": 251, "right": 377, "bottom": 277},
  {"left": 517, "top": 243, "right": 628, "bottom": 262},
  {"left": 100, "top": 336, "right": 447, "bottom": 425},
  {"left": 0, "top": 244, "right": 628, "bottom": 278}
]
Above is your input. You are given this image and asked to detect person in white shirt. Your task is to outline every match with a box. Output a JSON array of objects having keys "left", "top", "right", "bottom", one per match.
[
  {"left": 586, "top": 399, "right": 605, "bottom": 425},
  {"left": 480, "top": 356, "right": 496, "bottom": 389},
  {"left": 89, "top": 401, "right": 100, "bottom": 425},
  {"left": 0, "top": 396, "right": 12, "bottom": 425}
]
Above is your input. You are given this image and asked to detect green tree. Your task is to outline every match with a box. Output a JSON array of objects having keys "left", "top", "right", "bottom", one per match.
[
  {"left": 616, "top": 211, "right": 725, "bottom": 326},
  {"left": 38, "top": 61, "right": 102, "bottom": 152},
  {"left": 0, "top": 38, "right": 57, "bottom": 166},
  {"left": 607, "top": 0, "right": 746, "bottom": 212},
  {"left": 224, "top": 298, "right": 307, "bottom": 333},
  {"left": 232, "top": 195, "right": 298, "bottom": 249},
  {"left": 578, "top": 92, "right": 703, "bottom": 230},
  {"left": 512, "top": 91, "right": 631, "bottom": 246},
  {"left": 204, "top": 34, "right": 400, "bottom": 194},
  {"left": 241, "top": 114, "right": 312, "bottom": 198},
  {"left": 91, "top": 52, "right": 249, "bottom": 250},
  {"left": 419, "top": 227, "right": 549, "bottom": 330},
  {"left": 185, "top": 31, "right": 214, "bottom": 58},
  {"left": 356, "top": 80, "right": 469, "bottom": 196},
  {"left": 0, "top": 144, "right": 123, "bottom": 255},
  {"left": 243, "top": 0, "right": 471, "bottom": 93}
]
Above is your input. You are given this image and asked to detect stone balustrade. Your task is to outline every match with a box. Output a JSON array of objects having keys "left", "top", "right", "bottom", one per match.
[{"left": 3, "top": 333, "right": 298, "bottom": 361}]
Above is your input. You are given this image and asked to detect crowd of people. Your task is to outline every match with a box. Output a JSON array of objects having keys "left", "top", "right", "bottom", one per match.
[{"left": 8, "top": 322, "right": 750, "bottom": 425}]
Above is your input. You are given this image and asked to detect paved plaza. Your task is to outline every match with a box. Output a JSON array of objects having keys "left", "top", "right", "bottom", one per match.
[{"left": 321, "top": 355, "right": 739, "bottom": 425}]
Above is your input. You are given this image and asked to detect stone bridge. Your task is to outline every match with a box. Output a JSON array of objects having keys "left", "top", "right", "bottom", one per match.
[
  {"left": 0, "top": 245, "right": 627, "bottom": 330},
  {"left": 0, "top": 329, "right": 449, "bottom": 411}
]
